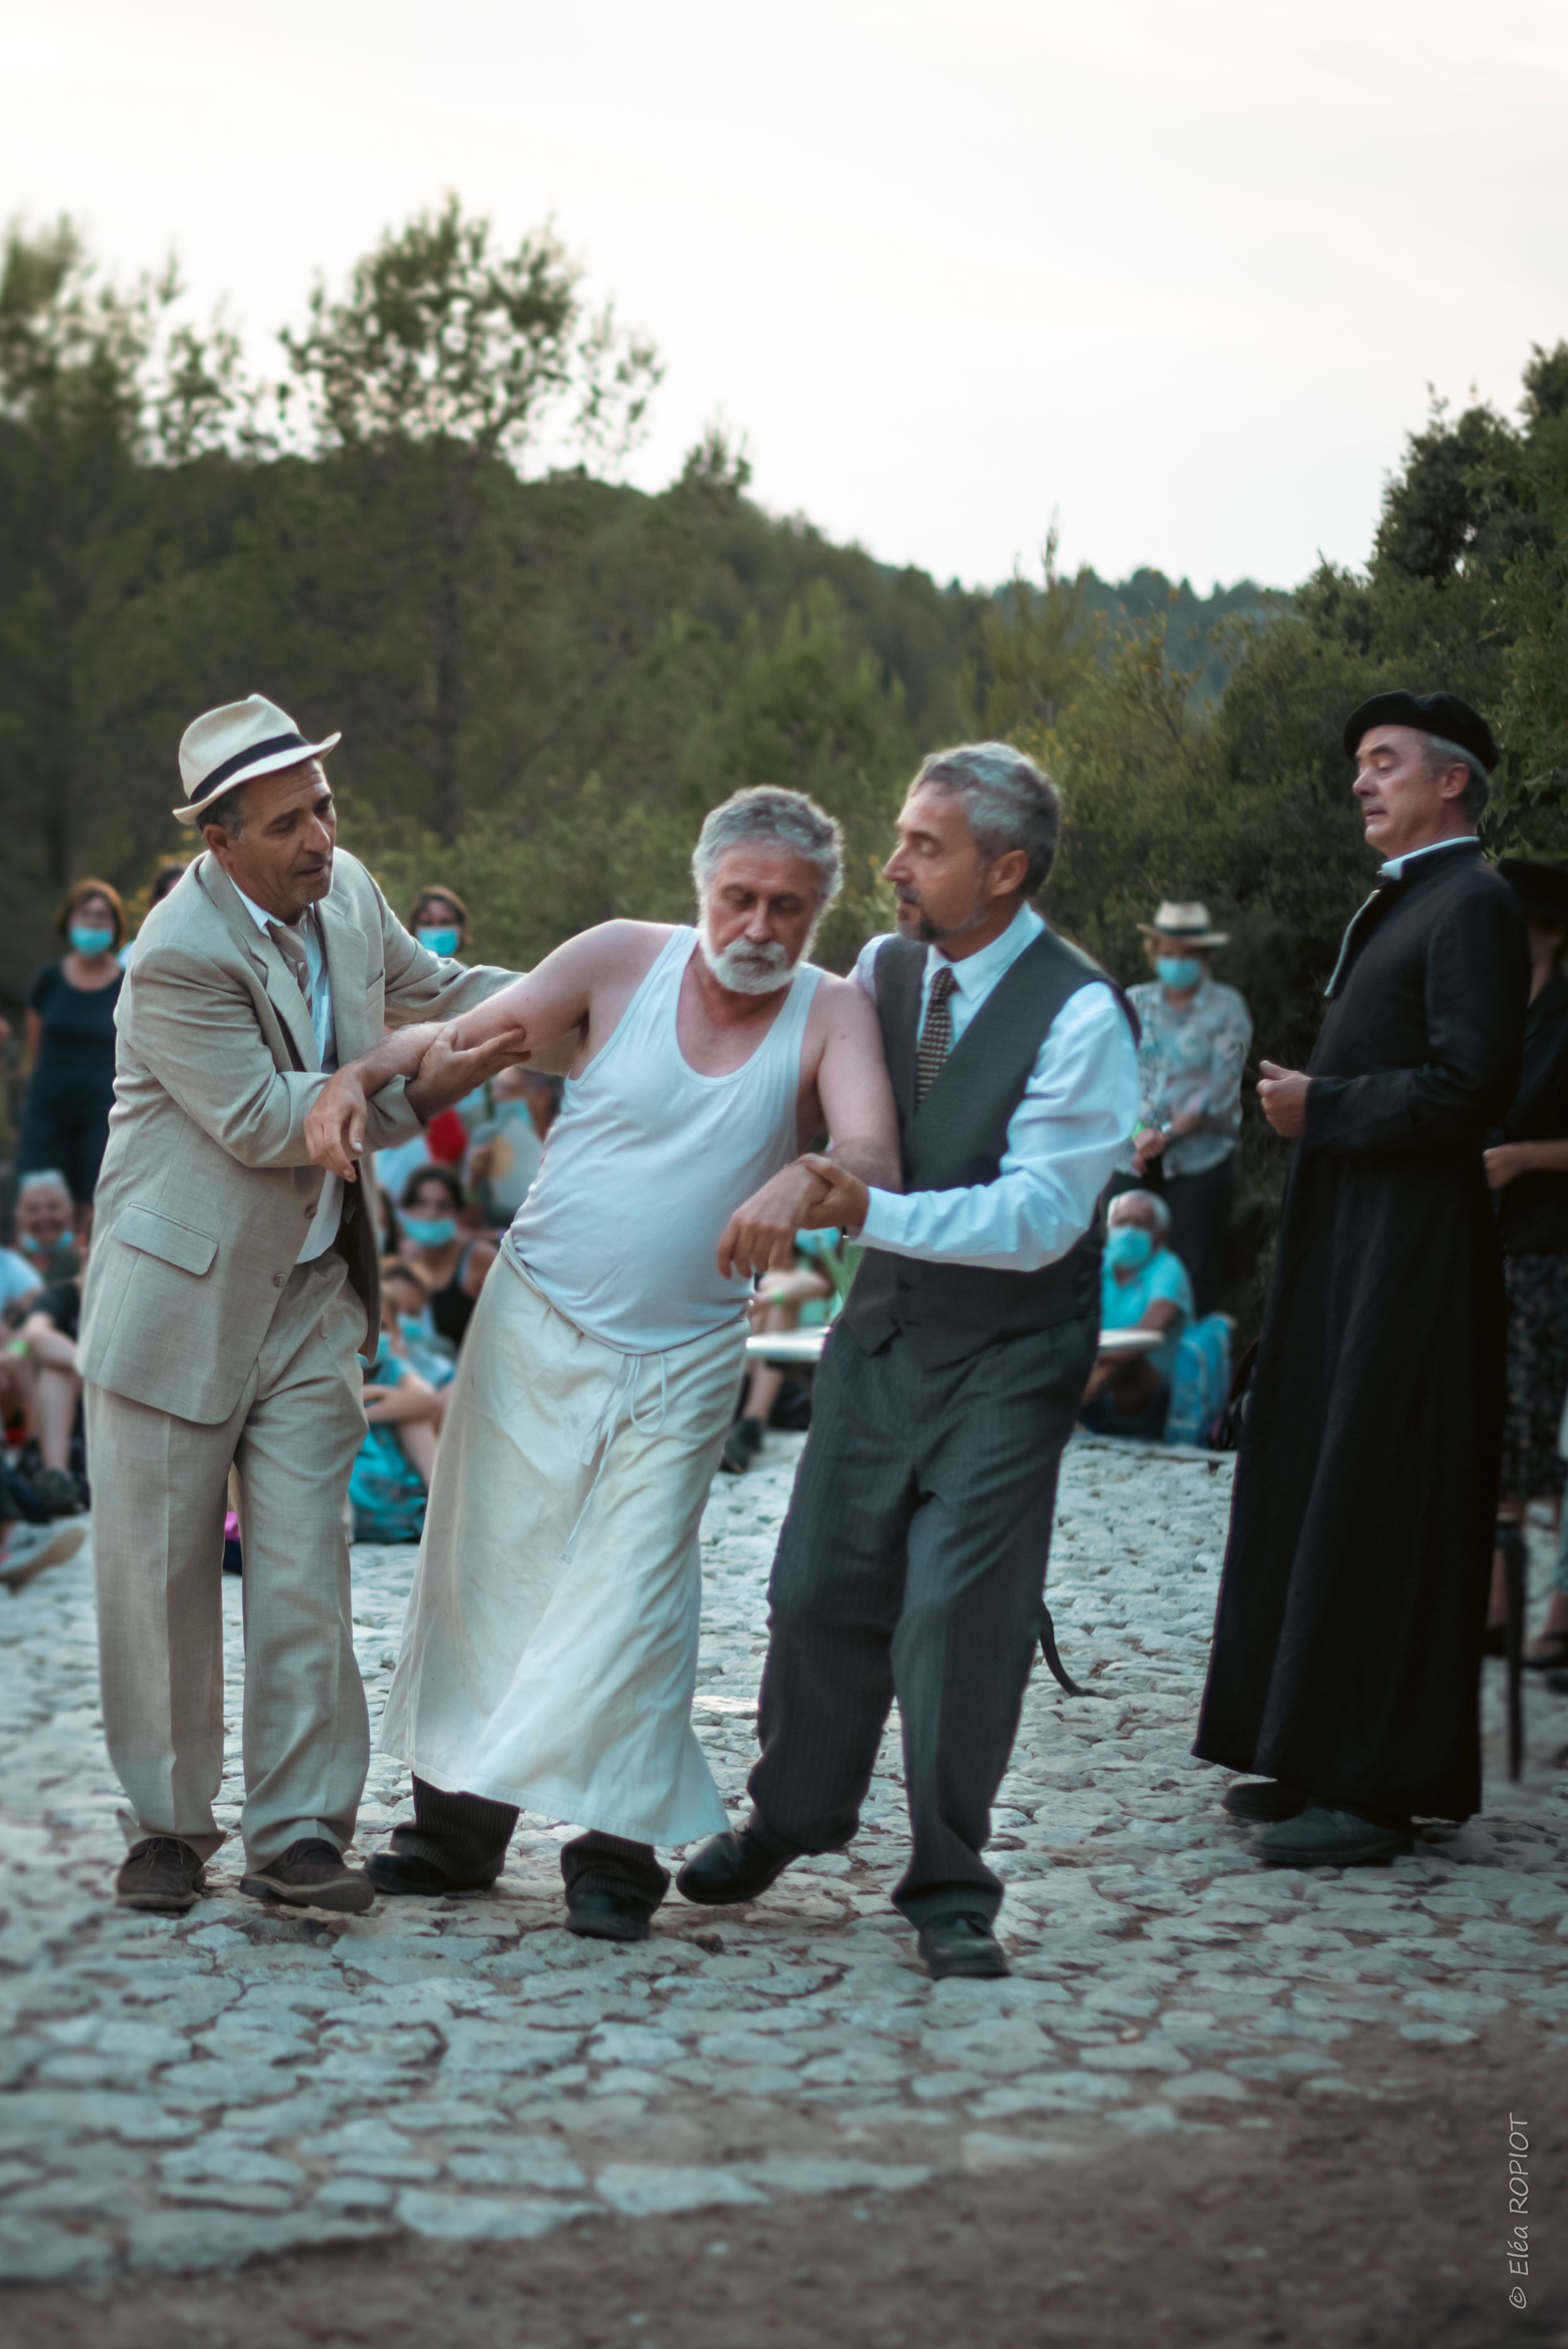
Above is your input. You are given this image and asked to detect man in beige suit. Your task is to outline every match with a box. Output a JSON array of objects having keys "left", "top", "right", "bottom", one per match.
[{"left": 82, "top": 695, "right": 522, "bottom": 1915}]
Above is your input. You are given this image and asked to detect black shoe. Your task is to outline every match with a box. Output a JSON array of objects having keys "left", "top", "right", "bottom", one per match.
[
  {"left": 675, "top": 1826, "right": 793, "bottom": 1906},
  {"left": 1222, "top": 1778, "right": 1310, "bottom": 1824},
  {"left": 566, "top": 1886, "right": 654, "bottom": 1943},
  {"left": 365, "top": 1848, "right": 499, "bottom": 1897},
  {"left": 115, "top": 1835, "right": 206, "bottom": 1913},
  {"left": 719, "top": 1418, "right": 765, "bottom": 1476},
  {"left": 918, "top": 1912, "right": 1010, "bottom": 1981},
  {"left": 1253, "top": 1805, "right": 1412, "bottom": 1869},
  {"left": 240, "top": 1837, "right": 376, "bottom": 1914}
]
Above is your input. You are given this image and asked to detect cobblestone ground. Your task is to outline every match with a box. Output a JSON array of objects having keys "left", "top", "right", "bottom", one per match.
[{"left": 1, "top": 1434, "right": 1563, "bottom": 2289}]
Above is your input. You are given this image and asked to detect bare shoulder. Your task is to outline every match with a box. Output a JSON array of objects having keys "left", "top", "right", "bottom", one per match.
[{"left": 805, "top": 968, "right": 883, "bottom": 1049}]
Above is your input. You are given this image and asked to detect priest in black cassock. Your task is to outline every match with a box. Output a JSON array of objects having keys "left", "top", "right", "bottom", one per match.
[{"left": 1194, "top": 690, "right": 1529, "bottom": 1866}]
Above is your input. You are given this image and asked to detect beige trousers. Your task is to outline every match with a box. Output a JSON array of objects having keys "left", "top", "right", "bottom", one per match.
[{"left": 85, "top": 1254, "right": 369, "bottom": 1867}]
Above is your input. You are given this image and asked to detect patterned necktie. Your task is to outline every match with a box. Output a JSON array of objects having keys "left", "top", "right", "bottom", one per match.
[
  {"left": 916, "top": 965, "right": 958, "bottom": 1102},
  {"left": 267, "top": 918, "right": 314, "bottom": 1017}
]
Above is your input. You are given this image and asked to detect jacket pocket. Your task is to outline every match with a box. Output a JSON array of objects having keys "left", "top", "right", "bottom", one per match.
[{"left": 114, "top": 1204, "right": 220, "bottom": 1278}]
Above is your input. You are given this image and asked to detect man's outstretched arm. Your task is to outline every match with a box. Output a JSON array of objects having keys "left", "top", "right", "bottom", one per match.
[
  {"left": 304, "top": 922, "right": 652, "bottom": 1176},
  {"left": 717, "top": 980, "right": 900, "bottom": 1279}
]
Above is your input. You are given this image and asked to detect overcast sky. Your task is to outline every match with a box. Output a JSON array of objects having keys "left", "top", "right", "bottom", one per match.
[{"left": 6, "top": 0, "right": 1567, "bottom": 591}]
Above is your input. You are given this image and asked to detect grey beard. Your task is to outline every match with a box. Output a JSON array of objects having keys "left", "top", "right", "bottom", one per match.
[{"left": 698, "top": 924, "right": 797, "bottom": 995}]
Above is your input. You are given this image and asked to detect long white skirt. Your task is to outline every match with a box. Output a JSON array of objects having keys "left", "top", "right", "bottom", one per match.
[{"left": 378, "top": 1254, "right": 744, "bottom": 1845}]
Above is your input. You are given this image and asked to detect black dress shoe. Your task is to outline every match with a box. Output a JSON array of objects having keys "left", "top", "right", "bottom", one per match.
[
  {"left": 675, "top": 1827, "right": 793, "bottom": 1906},
  {"left": 918, "top": 1913, "right": 1010, "bottom": 1980},
  {"left": 240, "top": 1837, "right": 375, "bottom": 1914},
  {"left": 566, "top": 1886, "right": 654, "bottom": 1943},
  {"left": 116, "top": 1835, "right": 206, "bottom": 1913},
  {"left": 1253, "top": 1805, "right": 1412, "bottom": 1869},
  {"left": 365, "top": 1849, "right": 499, "bottom": 1897},
  {"left": 1222, "top": 1778, "right": 1310, "bottom": 1824},
  {"left": 719, "top": 1418, "right": 765, "bottom": 1475}
]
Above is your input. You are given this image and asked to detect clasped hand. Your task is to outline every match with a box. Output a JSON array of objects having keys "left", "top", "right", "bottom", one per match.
[
  {"left": 716, "top": 1154, "right": 872, "bottom": 1281},
  {"left": 1257, "top": 1059, "right": 1310, "bottom": 1140},
  {"left": 304, "top": 1021, "right": 533, "bottom": 1179}
]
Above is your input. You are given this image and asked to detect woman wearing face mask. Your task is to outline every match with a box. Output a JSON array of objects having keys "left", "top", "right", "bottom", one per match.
[
  {"left": 1078, "top": 1189, "right": 1194, "bottom": 1440},
  {"left": 1126, "top": 899, "right": 1252, "bottom": 1317},
  {"left": 405, "top": 888, "right": 491, "bottom": 1166},
  {"left": 18, "top": 881, "right": 127, "bottom": 1216},
  {"left": 397, "top": 1165, "right": 495, "bottom": 1350}
]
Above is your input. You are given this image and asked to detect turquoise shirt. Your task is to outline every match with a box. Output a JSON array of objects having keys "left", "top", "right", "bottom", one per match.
[{"left": 1100, "top": 1245, "right": 1194, "bottom": 1384}]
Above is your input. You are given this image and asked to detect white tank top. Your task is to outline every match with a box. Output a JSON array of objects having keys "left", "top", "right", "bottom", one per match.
[{"left": 505, "top": 927, "right": 822, "bottom": 1352}]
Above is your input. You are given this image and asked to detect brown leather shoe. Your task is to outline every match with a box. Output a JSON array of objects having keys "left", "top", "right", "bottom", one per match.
[
  {"left": 240, "top": 1837, "right": 375, "bottom": 1914},
  {"left": 116, "top": 1835, "right": 206, "bottom": 1913}
]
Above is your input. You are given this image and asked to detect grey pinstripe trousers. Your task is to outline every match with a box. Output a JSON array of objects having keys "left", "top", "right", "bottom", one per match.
[{"left": 749, "top": 1310, "right": 1096, "bottom": 1924}]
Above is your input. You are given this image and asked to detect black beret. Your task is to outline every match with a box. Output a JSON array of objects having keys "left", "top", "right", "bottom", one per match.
[
  {"left": 1342, "top": 690, "right": 1499, "bottom": 772},
  {"left": 1498, "top": 858, "right": 1568, "bottom": 923}
]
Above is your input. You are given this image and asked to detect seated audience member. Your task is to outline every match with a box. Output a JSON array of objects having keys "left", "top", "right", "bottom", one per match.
[
  {"left": 722, "top": 1228, "right": 856, "bottom": 1475},
  {"left": 11, "top": 1171, "right": 79, "bottom": 1284},
  {"left": 349, "top": 1296, "right": 444, "bottom": 1544},
  {"left": 398, "top": 1165, "right": 495, "bottom": 1350},
  {"left": 465, "top": 1065, "right": 551, "bottom": 1226},
  {"left": 0, "top": 1452, "right": 86, "bottom": 1591},
  {"left": 1078, "top": 1189, "right": 1194, "bottom": 1441},
  {"left": 406, "top": 888, "right": 489, "bottom": 1169},
  {"left": 0, "top": 1239, "right": 43, "bottom": 1318},
  {"left": 4, "top": 1264, "right": 87, "bottom": 1517},
  {"left": 120, "top": 861, "right": 189, "bottom": 967},
  {"left": 20, "top": 880, "right": 126, "bottom": 1215},
  {"left": 379, "top": 1258, "right": 458, "bottom": 1394}
]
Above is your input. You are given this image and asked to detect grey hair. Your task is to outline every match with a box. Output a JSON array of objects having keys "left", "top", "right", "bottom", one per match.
[
  {"left": 1109, "top": 1186, "right": 1172, "bottom": 1239},
  {"left": 691, "top": 787, "right": 844, "bottom": 908},
  {"left": 911, "top": 742, "right": 1062, "bottom": 894},
  {"left": 200, "top": 784, "right": 250, "bottom": 839},
  {"left": 1423, "top": 732, "right": 1490, "bottom": 821},
  {"left": 18, "top": 1169, "right": 71, "bottom": 1197}
]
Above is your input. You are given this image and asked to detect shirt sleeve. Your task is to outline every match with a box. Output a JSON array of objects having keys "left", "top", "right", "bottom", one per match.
[
  {"left": 859, "top": 982, "right": 1141, "bottom": 1271},
  {"left": 852, "top": 935, "right": 890, "bottom": 1003}
]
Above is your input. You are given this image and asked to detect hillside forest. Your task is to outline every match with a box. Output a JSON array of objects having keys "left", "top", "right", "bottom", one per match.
[{"left": 4, "top": 196, "right": 1568, "bottom": 1310}]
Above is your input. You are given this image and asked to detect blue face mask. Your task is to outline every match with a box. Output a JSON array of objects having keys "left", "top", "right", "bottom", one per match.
[
  {"left": 418, "top": 926, "right": 461, "bottom": 958},
  {"left": 402, "top": 1214, "right": 457, "bottom": 1248},
  {"left": 1105, "top": 1224, "right": 1154, "bottom": 1273},
  {"left": 70, "top": 925, "right": 115, "bottom": 958},
  {"left": 1157, "top": 956, "right": 1202, "bottom": 992}
]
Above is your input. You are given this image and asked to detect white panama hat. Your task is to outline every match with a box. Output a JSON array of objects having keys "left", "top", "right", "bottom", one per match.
[
  {"left": 1135, "top": 898, "right": 1230, "bottom": 948},
  {"left": 173, "top": 694, "right": 341, "bottom": 824}
]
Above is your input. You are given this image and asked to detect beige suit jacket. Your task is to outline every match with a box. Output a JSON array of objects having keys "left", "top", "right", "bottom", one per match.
[{"left": 80, "top": 848, "right": 512, "bottom": 1424}]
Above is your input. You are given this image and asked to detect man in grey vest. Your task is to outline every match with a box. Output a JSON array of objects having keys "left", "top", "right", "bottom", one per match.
[{"left": 678, "top": 744, "right": 1138, "bottom": 1978}]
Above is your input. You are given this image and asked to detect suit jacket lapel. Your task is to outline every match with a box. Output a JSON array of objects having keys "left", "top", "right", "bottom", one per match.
[
  {"left": 319, "top": 888, "right": 367, "bottom": 1066},
  {"left": 198, "top": 855, "right": 319, "bottom": 1072}
]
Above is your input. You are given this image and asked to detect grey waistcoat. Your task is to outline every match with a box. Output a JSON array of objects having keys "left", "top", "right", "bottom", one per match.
[{"left": 839, "top": 926, "right": 1123, "bottom": 1368}]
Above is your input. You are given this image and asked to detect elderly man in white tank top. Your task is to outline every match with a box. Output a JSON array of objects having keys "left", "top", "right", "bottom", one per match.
[{"left": 358, "top": 789, "right": 899, "bottom": 1936}]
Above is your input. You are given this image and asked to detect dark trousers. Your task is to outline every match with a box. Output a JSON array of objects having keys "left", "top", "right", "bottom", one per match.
[
  {"left": 389, "top": 1776, "right": 669, "bottom": 1908},
  {"left": 748, "top": 1312, "right": 1094, "bottom": 1926},
  {"left": 1163, "top": 1153, "right": 1236, "bottom": 1318},
  {"left": 18, "top": 1102, "right": 111, "bottom": 1206}
]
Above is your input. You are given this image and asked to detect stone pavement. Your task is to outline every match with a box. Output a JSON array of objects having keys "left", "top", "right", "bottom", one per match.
[{"left": 1, "top": 1434, "right": 1563, "bottom": 2286}]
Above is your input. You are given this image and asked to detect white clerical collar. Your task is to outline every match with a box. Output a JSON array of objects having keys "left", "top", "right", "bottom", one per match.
[
  {"left": 1377, "top": 835, "right": 1478, "bottom": 883},
  {"left": 928, "top": 899, "right": 1044, "bottom": 1000}
]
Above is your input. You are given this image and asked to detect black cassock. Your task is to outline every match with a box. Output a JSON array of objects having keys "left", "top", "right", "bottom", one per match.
[{"left": 1195, "top": 841, "right": 1528, "bottom": 1820}]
